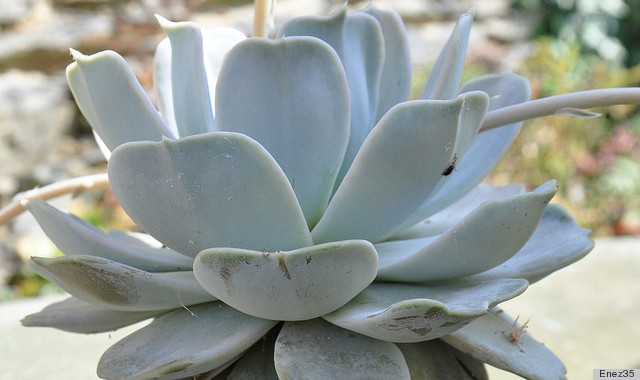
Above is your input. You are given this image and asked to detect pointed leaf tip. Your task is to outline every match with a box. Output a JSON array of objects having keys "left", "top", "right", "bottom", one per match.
[
  {"left": 154, "top": 13, "right": 170, "bottom": 26},
  {"left": 69, "top": 48, "right": 84, "bottom": 60},
  {"left": 108, "top": 132, "right": 312, "bottom": 256}
]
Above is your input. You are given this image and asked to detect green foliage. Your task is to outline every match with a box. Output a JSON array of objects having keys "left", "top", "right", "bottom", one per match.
[
  {"left": 492, "top": 38, "right": 640, "bottom": 235},
  {"left": 513, "top": 0, "right": 633, "bottom": 65}
]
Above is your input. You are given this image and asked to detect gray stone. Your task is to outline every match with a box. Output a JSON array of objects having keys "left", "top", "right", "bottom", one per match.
[
  {"left": 0, "top": 70, "right": 74, "bottom": 199},
  {"left": 0, "top": 0, "right": 113, "bottom": 73},
  {"left": 0, "top": 0, "right": 35, "bottom": 26}
]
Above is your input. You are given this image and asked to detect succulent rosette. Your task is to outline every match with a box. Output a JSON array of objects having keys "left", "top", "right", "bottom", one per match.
[{"left": 21, "top": 5, "right": 594, "bottom": 380}]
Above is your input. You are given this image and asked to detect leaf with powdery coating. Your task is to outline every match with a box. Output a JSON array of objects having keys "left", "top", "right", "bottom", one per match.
[
  {"left": 25, "top": 198, "right": 193, "bottom": 272},
  {"left": 376, "top": 181, "right": 557, "bottom": 282},
  {"left": 193, "top": 240, "right": 378, "bottom": 321},
  {"left": 98, "top": 303, "right": 277, "bottom": 380},
  {"left": 275, "top": 319, "right": 411, "bottom": 379},
  {"left": 215, "top": 37, "right": 350, "bottom": 227},
  {"left": 323, "top": 278, "right": 527, "bottom": 343},
  {"left": 67, "top": 49, "right": 173, "bottom": 152},
  {"left": 441, "top": 308, "right": 567, "bottom": 380},
  {"left": 397, "top": 339, "right": 488, "bottom": 380},
  {"left": 21, "top": 297, "right": 163, "bottom": 334},
  {"left": 312, "top": 92, "right": 488, "bottom": 244},
  {"left": 108, "top": 132, "right": 312, "bottom": 257},
  {"left": 29, "top": 255, "right": 214, "bottom": 311}
]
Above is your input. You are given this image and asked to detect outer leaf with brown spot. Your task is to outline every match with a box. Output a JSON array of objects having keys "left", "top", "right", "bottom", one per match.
[
  {"left": 193, "top": 240, "right": 378, "bottom": 320},
  {"left": 29, "top": 255, "right": 214, "bottom": 311},
  {"left": 323, "top": 278, "right": 528, "bottom": 343}
]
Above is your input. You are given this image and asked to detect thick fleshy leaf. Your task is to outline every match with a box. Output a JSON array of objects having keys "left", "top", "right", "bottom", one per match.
[
  {"left": 29, "top": 255, "right": 214, "bottom": 311},
  {"left": 397, "top": 340, "right": 488, "bottom": 380},
  {"left": 361, "top": 5, "right": 412, "bottom": 123},
  {"left": 154, "top": 28, "right": 246, "bottom": 136},
  {"left": 417, "top": 73, "right": 531, "bottom": 218},
  {"left": 388, "top": 90, "right": 494, "bottom": 234},
  {"left": 66, "top": 49, "right": 173, "bottom": 152},
  {"left": 200, "top": 29, "right": 247, "bottom": 113},
  {"left": 312, "top": 92, "right": 488, "bottom": 244},
  {"left": 215, "top": 37, "right": 350, "bottom": 227},
  {"left": 21, "top": 297, "right": 162, "bottom": 333},
  {"left": 392, "top": 183, "right": 526, "bottom": 240},
  {"left": 441, "top": 309, "right": 567, "bottom": 380},
  {"left": 474, "top": 204, "right": 594, "bottom": 283},
  {"left": 153, "top": 38, "right": 178, "bottom": 136},
  {"left": 108, "top": 132, "right": 312, "bottom": 257},
  {"left": 421, "top": 11, "right": 473, "bottom": 100},
  {"left": 278, "top": 5, "right": 384, "bottom": 190},
  {"left": 193, "top": 240, "right": 378, "bottom": 320},
  {"left": 323, "top": 278, "right": 528, "bottom": 343},
  {"left": 25, "top": 198, "right": 193, "bottom": 272},
  {"left": 376, "top": 181, "right": 557, "bottom": 282},
  {"left": 226, "top": 325, "right": 280, "bottom": 380},
  {"left": 157, "top": 16, "right": 214, "bottom": 137},
  {"left": 98, "top": 302, "right": 277, "bottom": 380},
  {"left": 275, "top": 319, "right": 410, "bottom": 379}
]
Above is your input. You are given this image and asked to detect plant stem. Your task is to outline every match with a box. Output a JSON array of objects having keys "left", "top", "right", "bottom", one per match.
[
  {"left": 253, "top": 0, "right": 270, "bottom": 37},
  {"left": 481, "top": 87, "right": 640, "bottom": 131},
  {"left": 0, "top": 173, "right": 110, "bottom": 225}
]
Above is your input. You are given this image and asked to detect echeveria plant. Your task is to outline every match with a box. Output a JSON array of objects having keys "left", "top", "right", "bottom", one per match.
[{"left": 4, "top": 3, "right": 640, "bottom": 379}]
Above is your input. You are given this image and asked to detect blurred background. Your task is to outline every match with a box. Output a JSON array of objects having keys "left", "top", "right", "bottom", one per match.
[{"left": 0, "top": 0, "right": 639, "bottom": 378}]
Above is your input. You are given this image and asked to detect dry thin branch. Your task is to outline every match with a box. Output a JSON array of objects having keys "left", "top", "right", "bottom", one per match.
[{"left": 0, "top": 173, "right": 110, "bottom": 225}]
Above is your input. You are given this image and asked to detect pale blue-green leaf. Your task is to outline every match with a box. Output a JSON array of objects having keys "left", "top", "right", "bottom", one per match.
[
  {"left": 153, "top": 38, "right": 178, "bottom": 137},
  {"left": 376, "top": 181, "right": 557, "bottom": 282},
  {"left": 215, "top": 37, "right": 350, "bottom": 228},
  {"left": 25, "top": 198, "right": 193, "bottom": 272},
  {"left": 275, "top": 319, "right": 410, "bottom": 379},
  {"left": 21, "top": 296, "right": 162, "bottom": 334},
  {"left": 312, "top": 92, "right": 488, "bottom": 244},
  {"left": 66, "top": 49, "right": 173, "bottom": 152},
  {"left": 278, "top": 5, "right": 384, "bottom": 191},
  {"left": 154, "top": 27, "right": 246, "bottom": 137},
  {"left": 201, "top": 28, "right": 246, "bottom": 118},
  {"left": 392, "top": 183, "right": 525, "bottom": 240},
  {"left": 388, "top": 91, "right": 491, "bottom": 234},
  {"left": 29, "top": 255, "right": 214, "bottom": 311},
  {"left": 421, "top": 11, "right": 473, "bottom": 100},
  {"left": 416, "top": 73, "right": 531, "bottom": 218},
  {"left": 98, "top": 302, "right": 277, "bottom": 380},
  {"left": 157, "top": 16, "right": 214, "bottom": 136},
  {"left": 397, "top": 340, "right": 488, "bottom": 380},
  {"left": 441, "top": 309, "right": 567, "bottom": 380},
  {"left": 361, "top": 5, "right": 412, "bottom": 123},
  {"left": 193, "top": 240, "right": 378, "bottom": 321},
  {"left": 226, "top": 326, "right": 279, "bottom": 380},
  {"left": 323, "top": 279, "right": 527, "bottom": 343},
  {"left": 108, "top": 132, "right": 312, "bottom": 257},
  {"left": 473, "top": 204, "right": 594, "bottom": 283}
]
